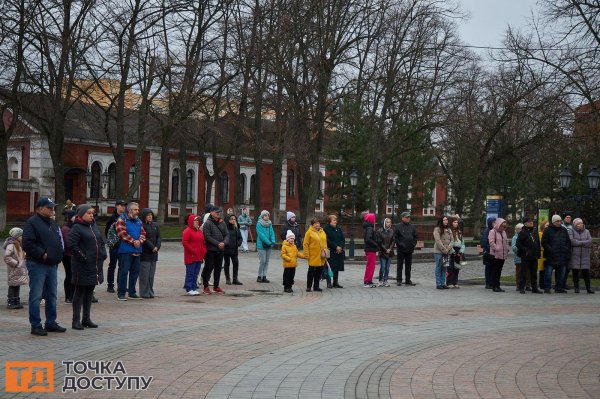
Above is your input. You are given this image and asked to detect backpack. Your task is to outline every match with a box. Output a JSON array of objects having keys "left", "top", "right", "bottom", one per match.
[{"left": 106, "top": 222, "right": 120, "bottom": 249}]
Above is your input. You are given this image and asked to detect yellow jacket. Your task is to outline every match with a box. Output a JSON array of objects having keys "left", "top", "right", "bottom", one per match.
[
  {"left": 303, "top": 226, "right": 327, "bottom": 267},
  {"left": 281, "top": 240, "right": 306, "bottom": 268},
  {"left": 537, "top": 231, "right": 545, "bottom": 271}
]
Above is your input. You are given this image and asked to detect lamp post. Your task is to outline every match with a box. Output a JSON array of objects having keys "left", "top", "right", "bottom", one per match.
[
  {"left": 388, "top": 178, "right": 401, "bottom": 224},
  {"left": 86, "top": 168, "right": 110, "bottom": 214},
  {"left": 558, "top": 166, "right": 599, "bottom": 219},
  {"left": 349, "top": 169, "right": 358, "bottom": 259}
]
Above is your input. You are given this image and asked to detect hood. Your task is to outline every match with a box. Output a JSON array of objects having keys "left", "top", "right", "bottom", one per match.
[
  {"left": 282, "top": 239, "right": 295, "bottom": 248},
  {"left": 3, "top": 236, "right": 17, "bottom": 249},
  {"left": 364, "top": 213, "right": 375, "bottom": 225},
  {"left": 487, "top": 217, "right": 496, "bottom": 229},
  {"left": 493, "top": 218, "right": 506, "bottom": 231},
  {"left": 381, "top": 218, "right": 391, "bottom": 230},
  {"left": 141, "top": 208, "right": 154, "bottom": 222},
  {"left": 187, "top": 213, "right": 199, "bottom": 229}
]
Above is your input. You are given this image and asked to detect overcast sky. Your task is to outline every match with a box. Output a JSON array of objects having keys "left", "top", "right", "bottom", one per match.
[{"left": 457, "top": 0, "right": 539, "bottom": 52}]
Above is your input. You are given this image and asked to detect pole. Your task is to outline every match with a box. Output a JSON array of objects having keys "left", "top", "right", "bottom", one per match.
[{"left": 349, "top": 186, "right": 356, "bottom": 259}]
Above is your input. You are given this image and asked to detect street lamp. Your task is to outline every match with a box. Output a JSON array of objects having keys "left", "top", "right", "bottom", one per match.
[
  {"left": 349, "top": 169, "right": 358, "bottom": 259},
  {"left": 558, "top": 165, "right": 599, "bottom": 219},
  {"left": 388, "top": 178, "right": 400, "bottom": 224}
]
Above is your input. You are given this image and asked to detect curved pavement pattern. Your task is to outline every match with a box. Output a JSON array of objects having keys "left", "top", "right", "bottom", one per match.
[{"left": 1, "top": 242, "right": 599, "bottom": 398}]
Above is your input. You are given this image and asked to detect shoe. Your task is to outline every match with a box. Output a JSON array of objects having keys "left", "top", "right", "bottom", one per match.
[
  {"left": 187, "top": 290, "right": 198, "bottom": 296},
  {"left": 544, "top": 289, "right": 551, "bottom": 294},
  {"left": 564, "top": 284, "right": 572, "bottom": 290},
  {"left": 492, "top": 287, "right": 505, "bottom": 292},
  {"left": 405, "top": 281, "right": 416, "bottom": 286},
  {"left": 31, "top": 326, "right": 47, "bottom": 336},
  {"left": 262, "top": 277, "right": 270, "bottom": 283},
  {"left": 203, "top": 287, "right": 212, "bottom": 295},
  {"left": 383, "top": 282, "right": 390, "bottom": 287},
  {"left": 313, "top": 288, "right": 323, "bottom": 292},
  {"left": 45, "top": 323, "right": 67, "bottom": 333},
  {"left": 284, "top": 288, "right": 293, "bottom": 293},
  {"left": 128, "top": 294, "right": 142, "bottom": 300},
  {"left": 107, "top": 286, "right": 115, "bottom": 293},
  {"left": 574, "top": 288, "right": 580, "bottom": 293},
  {"left": 232, "top": 280, "right": 243, "bottom": 285},
  {"left": 364, "top": 283, "right": 373, "bottom": 288},
  {"left": 436, "top": 285, "right": 444, "bottom": 290},
  {"left": 92, "top": 295, "right": 98, "bottom": 303},
  {"left": 531, "top": 289, "right": 543, "bottom": 294},
  {"left": 396, "top": 281, "right": 402, "bottom": 286},
  {"left": 226, "top": 279, "right": 232, "bottom": 285},
  {"left": 332, "top": 284, "right": 343, "bottom": 288},
  {"left": 82, "top": 319, "right": 98, "bottom": 328},
  {"left": 454, "top": 285, "right": 460, "bottom": 289},
  {"left": 587, "top": 289, "right": 595, "bottom": 294},
  {"left": 327, "top": 282, "right": 333, "bottom": 288},
  {"left": 65, "top": 298, "right": 72, "bottom": 304},
  {"left": 117, "top": 296, "right": 127, "bottom": 301},
  {"left": 257, "top": 276, "right": 262, "bottom": 282},
  {"left": 378, "top": 282, "right": 384, "bottom": 287},
  {"left": 520, "top": 289, "right": 526, "bottom": 294},
  {"left": 213, "top": 287, "right": 225, "bottom": 294},
  {"left": 485, "top": 285, "right": 492, "bottom": 289},
  {"left": 555, "top": 289, "right": 567, "bottom": 293},
  {"left": 441, "top": 285, "right": 449, "bottom": 289},
  {"left": 526, "top": 287, "right": 532, "bottom": 291},
  {"left": 306, "top": 288, "right": 312, "bottom": 292},
  {"left": 72, "top": 321, "right": 84, "bottom": 330}
]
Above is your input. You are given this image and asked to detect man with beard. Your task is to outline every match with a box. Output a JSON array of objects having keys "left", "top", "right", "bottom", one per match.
[{"left": 115, "top": 202, "right": 146, "bottom": 301}]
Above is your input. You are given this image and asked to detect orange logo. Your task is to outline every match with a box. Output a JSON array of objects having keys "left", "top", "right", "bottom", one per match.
[{"left": 5, "top": 361, "right": 54, "bottom": 392}]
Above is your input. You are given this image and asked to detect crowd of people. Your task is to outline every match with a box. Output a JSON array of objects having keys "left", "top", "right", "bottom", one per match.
[{"left": 3, "top": 198, "right": 596, "bottom": 336}]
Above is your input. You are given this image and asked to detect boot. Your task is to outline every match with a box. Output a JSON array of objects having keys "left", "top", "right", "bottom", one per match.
[
  {"left": 574, "top": 281, "right": 580, "bottom": 294},
  {"left": 7, "top": 298, "right": 21, "bottom": 309},
  {"left": 13, "top": 297, "right": 24, "bottom": 309}
]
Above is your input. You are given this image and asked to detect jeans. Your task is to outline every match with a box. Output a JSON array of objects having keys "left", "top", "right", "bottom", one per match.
[
  {"left": 27, "top": 261, "right": 58, "bottom": 328},
  {"left": 545, "top": 264, "right": 566, "bottom": 291},
  {"left": 117, "top": 254, "right": 141, "bottom": 297},
  {"left": 107, "top": 246, "right": 119, "bottom": 288},
  {"left": 139, "top": 260, "right": 157, "bottom": 297},
  {"left": 396, "top": 252, "right": 413, "bottom": 283},
  {"left": 257, "top": 248, "right": 271, "bottom": 278},
  {"left": 433, "top": 253, "right": 447, "bottom": 287},
  {"left": 240, "top": 229, "right": 249, "bottom": 251},
  {"left": 185, "top": 262, "right": 202, "bottom": 292},
  {"left": 378, "top": 257, "right": 391, "bottom": 282}
]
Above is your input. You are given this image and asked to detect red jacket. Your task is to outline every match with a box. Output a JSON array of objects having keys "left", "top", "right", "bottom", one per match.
[{"left": 182, "top": 214, "right": 207, "bottom": 264}]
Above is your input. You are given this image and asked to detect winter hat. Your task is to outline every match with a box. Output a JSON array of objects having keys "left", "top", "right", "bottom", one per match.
[
  {"left": 364, "top": 213, "right": 375, "bottom": 224},
  {"left": 77, "top": 204, "right": 92, "bottom": 218},
  {"left": 551, "top": 214, "right": 562, "bottom": 223},
  {"left": 400, "top": 211, "right": 411, "bottom": 218},
  {"left": 286, "top": 230, "right": 295, "bottom": 240},
  {"left": 66, "top": 210, "right": 77, "bottom": 221},
  {"left": 260, "top": 210, "right": 270, "bottom": 219},
  {"left": 9, "top": 227, "right": 23, "bottom": 238},
  {"left": 515, "top": 223, "right": 524, "bottom": 231},
  {"left": 573, "top": 218, "right": 583, "bottom": 227},
  {"left": 287, "top": 211, "right": 296, "bottom": 221},
  {"left": 522, "top": 217, "right": 533, "bottom": 224}
]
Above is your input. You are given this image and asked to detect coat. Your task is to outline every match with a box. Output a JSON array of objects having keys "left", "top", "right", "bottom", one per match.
[
  {"left": 203, "top": 216, "right": 229, "bottom": 252},
  {"left": 256, "top": 221, "right": 276, "bottom": 250},
  {"left": 303, "top": 226, "right": 327, "bottom": 266},
  {"left": 377, "top": 227, "right": 395, "bottom": 259},
  {"left": 541, "top": 224, "right": 571, "bottom": 266},
  {"left": 394, "top": 222, "right": 417, "bottom": 254},
  {"left": 569, "top": 228, "right": 592, "bottom": 270},
  {"left": 488, "top": 218, "right": 509, "bottom": 260},
  {"left": 182, "top": 214, "right": 207, "bottom": 264},
  {"left": 516, "top": 226, "right": 540, "bottom": 263},
  {"left": 22, "top": 213, "right": 64, "bottom": 265},
  {"left": 363, "top": 222, "right": 379, "bottom": 252},
  {"left": 433, "top": 226, "right": 453, "bottom": 254},
  {"left": 67, "top": 218, "right": 106, "bottom": 286},
  {"left": 323, "top": 223, "right": 345, "bottom": 272},
  {"left": 280, "top": 240, "right": 307, "bottom": 268},
  {"left": 279, "top": 220, "right": 303, "bottom": 248},
  {"left": 224, "top": 225, "right": 243, "bottom": 255},
  {"left": 141, "top": 208, "right": 161, "bottom": 262},
  {"left": 3, "top": 238, "right": 28, "bottom": 286}
]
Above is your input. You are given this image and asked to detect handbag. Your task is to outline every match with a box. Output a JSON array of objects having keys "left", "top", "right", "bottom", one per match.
[{"left": 313, "top": 232, "right": 330, "bottom": 259}]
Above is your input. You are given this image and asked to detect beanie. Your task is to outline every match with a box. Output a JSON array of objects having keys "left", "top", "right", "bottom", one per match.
[
  {"left": 551, "top": 214, "right": 562, "bottom": 223},
  {"left": 9, "top": 227, "right": 23, "bottom": 238},
  {"left": 260, "top": 210, "right": 270, "bottom": 219},
  {"left": 286, "top": 230, "right": 295, "bottom": 240},
  {"left": 77, "top": 204, "right": 92, "bottom": 218},
  {"left": 286, "top": 211, "right": 296, "bottom": 221},
  {"left": 572, "top": 218, "right": 583, "bottom": 227}
]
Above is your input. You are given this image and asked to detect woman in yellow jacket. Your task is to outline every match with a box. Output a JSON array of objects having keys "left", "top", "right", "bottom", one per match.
[
  {"left": 280, "top": 230, "right": 307, "bottom": 293},
  {"left": 538, "top": 221, "right": 549, "bottom": 290},
  {"left": 303, "top": 218, "right": 327, "bottom": 292}
]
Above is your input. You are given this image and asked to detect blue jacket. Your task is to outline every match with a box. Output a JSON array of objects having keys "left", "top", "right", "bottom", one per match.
[
  {"left": 256, "top": 222, "right": 276, "bottom": 249},
  {"left": 117, "top": 213, "right": 144, "bottom": 255},
  {"left": 22, "top": 213, "right": 64, "bottom": 265}
]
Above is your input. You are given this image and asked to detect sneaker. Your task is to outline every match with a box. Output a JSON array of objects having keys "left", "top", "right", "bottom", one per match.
[
  {"left": 65, "top": 298, "right": 72, "bottom": 304},
  {"left": 383, "top": 282, "right": 390, "bottom": 287},
  {"left": 232, "top": 280, "right": 243, "bottom": 285},
  {"left": 128, "top": 294, "right": 142, "bottom": 300},
  {"left": 257, "top": 276, "right": 262, "bottom": 283},
  {"left": 213, "top": 287, "right": 225, "bottom": 294},
  {"left": 31, "top": 326, "right": 47, "bottom": 336},
  {"left": 306, "top": 288, "right": 312, "bottom": 292},
  {"left": 203, "top": 287, "right": 212, "bottom": 295},
  {"left": 405, "top": 281, "right": 416, "bottom": 286},
  {"left": 226, "top": 279, "right": 232, "bottom": 285},
  {"left": 377, "top": 282, "right": 384, "bottom": 287},
  {"left": 187, "top": 290, "right": 198, "bottom": 296},
  {"left": 364, "top": 283, "right": 373, "bottom": 288},
  {"left": 107, "top": 286, "right": 115, "bottom": 293},
  {"left": 45, "top": 323, "right": 67, "bottom": 333},
  {"left": 117, "top": 296, "right": 127, "bottom": 301},
  {"left": 284, "top": 288, "right": 293, "bottom": 293},
  {"left": 313, "top": 288, "right": 323, "bottom": 292}
]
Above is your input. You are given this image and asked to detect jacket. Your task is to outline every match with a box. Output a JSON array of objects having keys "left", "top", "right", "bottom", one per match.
[
  {"left": 433, "top": 226, "right": 453, "bottom": 255},
  {"left": 377, "top": 225, "right": 395, "bottom": 259},
  {"left": 568, "top": 228, "right": 592, "bottom": 270},
  {"left": 488, "top": 218, "right": 509, "bottom": 260},
  {"left": 323, "top": 223, "right": 345, "bottom": 272},
  {"left": 68, "top": 217, "right": 106, "bottom": 286},
  {"left": 203, "top": 216, "right": 229, "bottom": 252},
  {"left": 363, "top": 217, "right": 379, "bottom": 253},
  {"left": 541, "top": 224, "right": 571, "bottom": 266},
  {"left": 279, "top": 220, "right": 303, "bottom": 248},
  {"left": 22, "top": 213, "right": 64, "bottom": 265},
  {"left": 281, "top": 240, "right": 306, "bottom": 268},
  {"left": 104, "top": 210, "right": 123, "bottom": 237},
  {"left": 511, "top": 235, "right": 521, "bottom": 264},
  {"left": 238, "top": 213, "right": 252, "bottom": 230},
  {"left": 480, "top": 217, "right": 496, "bottom": 254},
  {"left": 394, "top": 222, "right": 417, "bottom": 254},
  {"left": 3, "top": 238, "right": 29, "bottom": 286},
  {"left": 303, "top": 226, "right": 327, "bottom": 266},
  {"left": 61, "top": 222, "right": 73, "bottom": 257},
  {"left": 140, "top": 208, "right": 161, "bottom": 262},
  {"left": 224, "top": 223, "right": 243, "bottom": 255},
  {"left": 116, "top": 213, "right": 146, "bottom": 255},
  {"left": 516, "top": 226, "right": 540, "bottom": 263},
  {"left": 256, "top": 220, "right": 276, "bottom": 250},
  {"left": 182, "top": 214, "right": 207, "bottom": 264}
]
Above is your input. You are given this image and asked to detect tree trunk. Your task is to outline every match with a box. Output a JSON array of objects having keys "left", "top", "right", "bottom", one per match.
[{"left": 0, "top": 133, "right": 8, "bottom": 232}]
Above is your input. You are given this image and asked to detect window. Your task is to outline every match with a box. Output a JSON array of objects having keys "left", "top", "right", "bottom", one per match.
[
  {"left": 250, "top": 175, "right": 256, "bottom": 204},
  {"left": 219, "top": 172, "right": 229, "bottom": 203},
  {"left": 129, "top": 165, "right": 139, "bottom": 199},
  {"left": 8, "top": 157, "right": 19, "bottom": 179},
  {"left": 107, "top": 163, "right": 116, "bottom": 199},
  {"left": 317, "top": 174, "right": 324, "bottom": 199},
  {"left": 91, "top": 161, "right": 101, "bottom": 199},
  {"left": 239, "top": 173, "right": 247, "bottom": 203},
  {"left": 288, "top": 170, "right": 295, "bottom": 198},
  {"left": 186, "top": 169, "right": 194, "bottom": 203},
  {"left": 171, "top": 168, "right": 179, "bottom": 202}
]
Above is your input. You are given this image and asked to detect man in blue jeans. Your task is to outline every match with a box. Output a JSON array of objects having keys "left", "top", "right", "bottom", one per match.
[
  {"left": 104, "top": 199, "right": 126, "bottom": 293},
  {"left": 115, "top": 202, "right": 146, "bottom": 300},
  {"left": 22, "top": 197, "right": 67, "bottom": 336}
]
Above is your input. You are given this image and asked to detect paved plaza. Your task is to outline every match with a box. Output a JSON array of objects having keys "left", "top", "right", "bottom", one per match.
[{"left": 1, "top": 242, "right": 599, "bottom": 398}]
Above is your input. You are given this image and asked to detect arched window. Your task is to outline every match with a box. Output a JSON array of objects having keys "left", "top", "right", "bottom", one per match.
[
  {"left": 250, "top": 175, "right": 256, "bottom": 204},
  {"left": 107, "top": 163, "right": 116, "bottom": 199},
  {"left": 171, "top": 168, "right": 179, "bottom": 202},
  {"left": 219, "top": 172, "right": 229, "bottom": 204},
  {"left": 129, "top": 165, "right": 138, "bottom": 199},
  {"left": 91, "top": 161, "right": 101, "bottom": 199},
  {"left": 287, "top": 169, "right": 295, "bottom": 198},
  {"left": 239, "top": 173, "right": 247, "bottom": 203},
  {"left": 186, "top": 169, "right": 194, "bottom": 203},
  {"left": 8, "top": 157, "right": 19, "bottom": 179}
]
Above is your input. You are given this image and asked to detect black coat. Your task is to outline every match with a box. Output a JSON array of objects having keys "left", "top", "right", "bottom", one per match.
[
  {"left": 363, "top": 222, "right": 379, "bottom": 252},
  {"left": 280, "top": 221, "right": 303, "bottom": 248},
  {"left": 141, "top": 222, "right": 161, "bottom": 262},
  {"left": 22, "top": 213, "right": 64, "bottom": 265},
  {"left": 225, "top": 225, "right": 243, "bottom": 255},
  {"left": 324, "top": 224, "right": 345, "bottom": 272},
  {"left": 541, "top": 225, "right": 571, "bottom": 266},
  {"left": 516, "top": 226, "right": 540, "bottom": 262},
  {"left": 394, "top": 222, "right": 417, "bottom": 254},
  {"left": 203, "top": 216, "right": 229, "bottom": 252},
  {"left": 68, "top": 218, "right": 106, "bottom": 286}
]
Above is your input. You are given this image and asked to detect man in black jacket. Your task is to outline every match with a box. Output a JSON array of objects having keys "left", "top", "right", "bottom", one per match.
[
  {"left": 393, "top": 212, "right": 417, "bottom": 286},
  {"left": 201, "top": 206, "right": 229, "bottom": 294},
  {"left": 22, "top": 197, "right": 67, "bottom": 336},
  {"left": 541, "top": 215, "right": 571, "bottom": 293},
  {"left": 104, "top": 199, "right": 126, "bottom": 293},
  {"left": 516, "top": 217, "right": 543, "bottom": 294}
]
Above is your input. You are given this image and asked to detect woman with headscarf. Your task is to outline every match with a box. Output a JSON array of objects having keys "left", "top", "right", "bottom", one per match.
[{"left": 376, "top": 217, "right": 394, "bottom": 287}]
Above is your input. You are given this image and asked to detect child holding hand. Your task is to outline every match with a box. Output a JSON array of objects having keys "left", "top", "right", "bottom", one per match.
[{"left": 280, "top": 230, "right": 307, "bottom": 293}]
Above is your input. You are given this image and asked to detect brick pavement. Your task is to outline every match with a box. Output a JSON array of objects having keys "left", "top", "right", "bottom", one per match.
[{"left": 1, "top": 242, "right": 599, "bottom": 398}]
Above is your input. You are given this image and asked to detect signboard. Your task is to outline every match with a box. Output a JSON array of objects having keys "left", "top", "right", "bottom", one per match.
[
  {"left": 486, "top": 195, "right": 503, "bottom": 220},
  {"left": 538, "top": 209, "right": 549, "bottom": 232}
]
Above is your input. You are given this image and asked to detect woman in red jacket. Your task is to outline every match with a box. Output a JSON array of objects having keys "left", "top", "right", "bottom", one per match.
[{"left": 182, "top": 214, "right": 207, "bottom": 296}]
